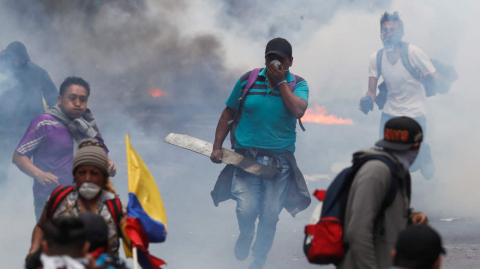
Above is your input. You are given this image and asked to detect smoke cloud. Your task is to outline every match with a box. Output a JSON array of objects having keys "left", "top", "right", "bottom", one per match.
[{"left": 0, "top": 0, "right": 477, "bottom": 268}]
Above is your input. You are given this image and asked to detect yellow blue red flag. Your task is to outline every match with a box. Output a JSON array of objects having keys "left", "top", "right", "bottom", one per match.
[{"left": 123, "top": 134, "right": 167, "bottom": 269}]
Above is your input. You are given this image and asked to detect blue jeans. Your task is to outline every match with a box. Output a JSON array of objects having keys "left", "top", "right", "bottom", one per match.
[{"left": 231, "top": 155, "right": 292, "bottom": 262}]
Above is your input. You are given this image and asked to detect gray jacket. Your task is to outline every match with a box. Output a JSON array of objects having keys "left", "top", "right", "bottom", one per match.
[{"left": 338, "top": 148, "right": 412, "bottom": 269}]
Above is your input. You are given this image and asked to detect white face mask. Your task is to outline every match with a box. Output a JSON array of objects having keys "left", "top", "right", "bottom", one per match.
[{"left": 78, "top": 182, "right": 102, "bottom": 200}]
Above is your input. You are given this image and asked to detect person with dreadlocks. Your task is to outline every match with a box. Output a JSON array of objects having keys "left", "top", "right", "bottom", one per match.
[{"left": 359, "top": 12, "right": 441, "bottom": 179}]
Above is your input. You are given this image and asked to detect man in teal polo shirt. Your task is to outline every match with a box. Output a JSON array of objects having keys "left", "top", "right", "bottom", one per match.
[{"left": 210, "top": 38, "right": 311, "bottom": 269}]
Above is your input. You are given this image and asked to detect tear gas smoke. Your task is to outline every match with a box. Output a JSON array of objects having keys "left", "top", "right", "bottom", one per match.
[{"left": 0, "top": 0, "right": 477, "bottom": 268}]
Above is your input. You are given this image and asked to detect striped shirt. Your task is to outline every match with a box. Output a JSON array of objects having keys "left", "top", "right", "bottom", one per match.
[{"left": 226, "top": 68, "right": 308, "bottom": 152}]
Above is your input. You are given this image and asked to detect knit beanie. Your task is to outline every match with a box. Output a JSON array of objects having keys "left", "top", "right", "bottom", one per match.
[{"left": 73, "top": 139, "right": 109, "bottom": 177}]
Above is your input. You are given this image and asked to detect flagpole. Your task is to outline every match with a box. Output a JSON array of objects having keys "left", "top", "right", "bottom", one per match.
[{"left": 133, "top": 246, "right": 139, "bottom": 269}]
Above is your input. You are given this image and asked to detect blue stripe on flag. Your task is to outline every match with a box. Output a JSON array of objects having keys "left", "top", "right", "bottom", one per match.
[{"left": 127, "top": 193, "right": 167, "bottom": 243}]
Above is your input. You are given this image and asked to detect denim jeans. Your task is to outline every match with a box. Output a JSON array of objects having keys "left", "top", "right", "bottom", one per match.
[{"left": 231, "top": 155, "right": 292, "bottom": 262}]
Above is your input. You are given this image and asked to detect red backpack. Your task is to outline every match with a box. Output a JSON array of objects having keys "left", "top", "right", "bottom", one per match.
[{"left": 303, "top": 154, "right": 406, "bottom": 265}]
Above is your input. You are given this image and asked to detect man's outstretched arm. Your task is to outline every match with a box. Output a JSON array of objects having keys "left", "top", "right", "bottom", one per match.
[
  {"left": 359, "top": 77, "right": 378, "bottom": 111},
  {"left": 367, "top": 77, "right": 378, "bottom": 100},
  {"left": 210, "top": 107, "right": 235, "bottom": 163}
]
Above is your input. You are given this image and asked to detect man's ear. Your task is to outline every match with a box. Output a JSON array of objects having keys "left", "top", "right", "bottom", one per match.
[
  {"left": 42, "top": 240, "right": 50, "bottom": 255},
  {"left": 57, "top": 95, "right": 62, "bottom": 106},
  {"left": 289, "top": 57, "right": 293, "bottom": 67},
  {"left": 82, "top": 242, "right": 91, "bottom": 256}
]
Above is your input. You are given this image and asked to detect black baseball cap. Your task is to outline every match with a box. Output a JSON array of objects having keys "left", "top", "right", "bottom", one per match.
[
  {"left": 265, "top": 38, "right": 292, "bottom": 59},
  {"left": 394, "top": 225, "right": 446, "bottom": 268},
  {"left": 375, "top": 117, "right": 423, "bottom": 151}
]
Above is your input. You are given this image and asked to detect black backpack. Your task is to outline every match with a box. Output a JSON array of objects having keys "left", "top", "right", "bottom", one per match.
[{"left": 375, "top": 42, "right": 458, "bottom": 109}]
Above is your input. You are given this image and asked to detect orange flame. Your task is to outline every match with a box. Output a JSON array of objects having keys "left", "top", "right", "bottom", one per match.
[
  {"left": 302, "top": 104, "right": 353, "bottom": 125},
  {"left": 148, "top": 88, "right": 168, "bottom": 98}
]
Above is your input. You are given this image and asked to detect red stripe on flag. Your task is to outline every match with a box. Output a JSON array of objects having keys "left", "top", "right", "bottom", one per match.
[
  {"left": 125, "top": 217, "right": 149, "bottom": 249},
  {"left": 125, "top": 217, "right": 166, "bottom": 268}
]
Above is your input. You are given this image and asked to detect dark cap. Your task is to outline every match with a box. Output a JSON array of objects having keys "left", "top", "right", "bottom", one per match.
[
  {"left": 44, "top": 215, "right": 87, "bottom": 245},
  {"left": 265, "top": 38, "right": 292, "bottom": 59},
  {"left": 79, "top": 212, "right": 109, "bottom": 252},
  {"left": 394, "top": 225, "right": 446, "bottom": 268},
  {"left": 5, "top": 41, "right": 30, "bottom": 62},
  {"left": 375, "top": 116, "right": 423, "bottom": 151}
]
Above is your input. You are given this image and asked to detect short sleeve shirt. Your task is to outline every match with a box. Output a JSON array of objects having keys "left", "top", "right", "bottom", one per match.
[
  {"left": 369, "top": 44, "right": 436, "bottom": 118},
  {"left": 15, "top": 114, "right": 108, "bottom": 198},
  {"left": 226, "top": 68, "right": 308, "bottom": 152}
]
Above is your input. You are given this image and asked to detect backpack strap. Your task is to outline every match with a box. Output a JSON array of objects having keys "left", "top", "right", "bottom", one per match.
[
  {"left": 353, "top": 154, "right": 404, "bottom": 211},
  {"left": 241, "top": 68, "right": 262, "bottom": 101},
  {"left": 376, "top": 49, "right": 384, "bottom": 78},
  {"left": 105, "top": 197, "right": 124, "bottom": 227},
  {"left": 232, "top": 68, "right": 262, "bottom": 122},
  {"left": 400, "top": 42, "right": 421, "bottom": 80},
  {"left": 375, "top": 156, "right": 403, "bottom": 210},
  {"left": 229, "top": 68, "right": 262, "bottom": 148},
  {"left": 289, "top": 73, "right": 306, "bottom": 132},
  {"left": 46, "top": 186, "right": 76, "bottom": 220}
]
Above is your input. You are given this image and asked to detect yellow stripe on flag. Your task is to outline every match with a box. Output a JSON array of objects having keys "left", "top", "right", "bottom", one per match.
[{"left": 126, "top": 134, "right": 168, "bottom": 230}]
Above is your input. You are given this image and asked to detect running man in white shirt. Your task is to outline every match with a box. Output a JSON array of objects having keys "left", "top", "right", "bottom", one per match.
[{"left": 360, "top": 12, "right": 441, "bottom": 179}]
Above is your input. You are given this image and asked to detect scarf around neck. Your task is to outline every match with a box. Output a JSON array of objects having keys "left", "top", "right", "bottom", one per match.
[{"left": 46, "top": 104, "right": 102, "bottom": 154}]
